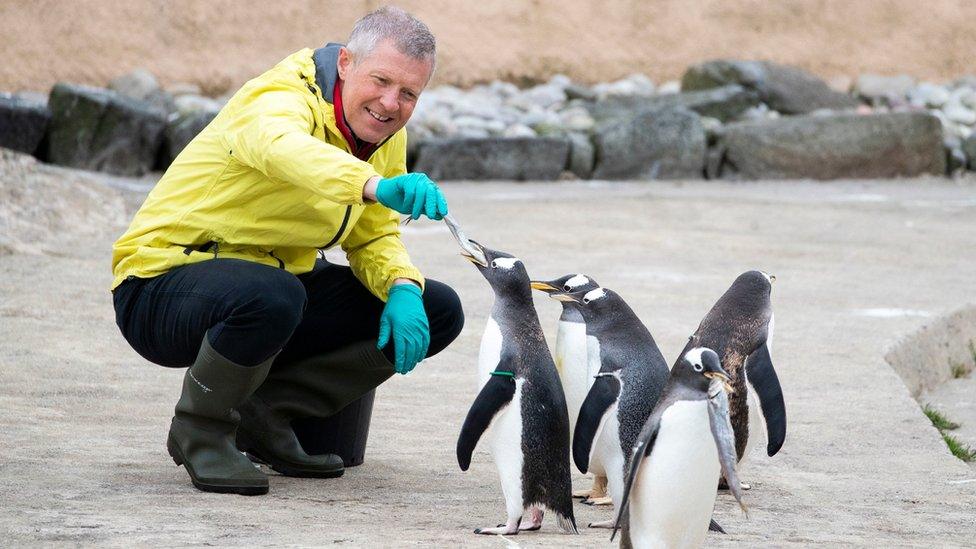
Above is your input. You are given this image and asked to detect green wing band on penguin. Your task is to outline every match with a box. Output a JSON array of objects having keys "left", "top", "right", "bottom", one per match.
[
  {"left": 745, "top": 341, "right": 787, "bottom": 456},
  {"left": 456, "top": 374, "right": 516, "bottom": 471},
  {"left": 572, "top": 373, "right": 621, "bottom": 473},
  {"left": 708, "top": 383, "right": 748, "bottom": 514},
  {"left": 611, "top": 412, "right": 660, "bottom": 543}
]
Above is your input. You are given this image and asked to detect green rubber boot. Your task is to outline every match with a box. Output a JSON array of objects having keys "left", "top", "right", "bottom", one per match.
[
  {"left": 167, "top": 335, "right": 273, "bottom": 495},
  {"left": 236, "top": 341, "right": 394, "bottom": 477}
]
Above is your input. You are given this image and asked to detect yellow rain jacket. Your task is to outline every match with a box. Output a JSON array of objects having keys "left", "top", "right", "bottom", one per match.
[{"left": 111, "top": 46, "right": 423, "bottom": 299}]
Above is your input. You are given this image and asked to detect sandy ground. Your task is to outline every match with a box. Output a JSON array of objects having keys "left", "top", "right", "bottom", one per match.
[
  {"left": 1, "top": 161, "right": 976, "bottom": 546},
  {"left": 5, "top": 1, "right": 976, "bottom": 94}
]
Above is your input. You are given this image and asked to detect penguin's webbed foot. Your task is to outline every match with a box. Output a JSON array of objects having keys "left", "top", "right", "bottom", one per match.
[
  {"left": 587, "top": 519, "right": 616, "bottom": 529},
  {"left": 572, "top": 488, "right": 592, "bottom": 499},
  {"left": 474, "top": 519, "right": 520, "bottom": 535},
  {"left": 583, "top": 496, "right": 613, "bottom": 506},
  {"left": 474, "top": 525, "right": 519, "bottom": 535}
]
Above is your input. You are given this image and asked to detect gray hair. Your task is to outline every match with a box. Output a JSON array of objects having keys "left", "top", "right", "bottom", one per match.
[{"left": 346, "top": 6, "right": 436, "bottom": 69}]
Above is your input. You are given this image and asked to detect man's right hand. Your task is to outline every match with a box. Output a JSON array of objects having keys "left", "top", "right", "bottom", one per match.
[{"left": 372, "top": 173, "right": 449, "bottom": 220}]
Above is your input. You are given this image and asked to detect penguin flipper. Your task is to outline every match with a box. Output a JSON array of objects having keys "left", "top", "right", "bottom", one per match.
[
  {"left": 708, "top": 386, "right": 748, "bottom": 515},
  {"left": 745, "top": 341, "right": 787, "bottom": 456},
  {"left": 456, "top": 374, "right": 516, "bottom": 471},
  {"left": 572, "top": 373, "right": 620, "bottom": 473},
  {"left": 708, "top": 518, "right": 726, "bottom": 533},
  {"left": 611, "top": 413, "right": 660, "bottom": 542}
]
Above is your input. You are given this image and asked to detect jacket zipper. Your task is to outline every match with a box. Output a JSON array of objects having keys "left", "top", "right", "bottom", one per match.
[{"left": 320, "top": 205, "right": 352, "bottom": 250}]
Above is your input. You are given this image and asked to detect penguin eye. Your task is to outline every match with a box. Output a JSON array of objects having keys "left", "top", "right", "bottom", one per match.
[
  {"left": 563, "top": 284, "right": 572, "bottom": 291},
  {"left": 693, "top": 363, "right": 704, "bottom": 372},
  {"left": 582, "top": 297, "right": 590, "bottom": 304},
  {"left": 490, "top": 260, "right": 498, "bottom": 269}
]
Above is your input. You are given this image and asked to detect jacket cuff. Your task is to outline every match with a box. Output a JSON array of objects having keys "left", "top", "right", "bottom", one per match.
[{"left": 385, "top": 267, "right": 425, "bottom": 299}]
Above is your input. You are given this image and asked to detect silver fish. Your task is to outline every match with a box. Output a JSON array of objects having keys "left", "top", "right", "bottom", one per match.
[{"left": 708, "top": 379, "right": 748, "bottom": 515}]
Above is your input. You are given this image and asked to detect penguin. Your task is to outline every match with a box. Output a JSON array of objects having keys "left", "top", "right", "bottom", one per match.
[
  {"left": 456, "top": 241, "right": 578, "bottom": 536},
  {"left": 613, "top": 347, "right": 747, "bottom": 549},
  {"left": 556, "top": 286, "right": 670, "bottom": 527},
  {"left": 679, "top": 270, "right": 787, "bottom": 485},
  {"left": 529, "top": 274, "right": 610, "bottom": 504}
]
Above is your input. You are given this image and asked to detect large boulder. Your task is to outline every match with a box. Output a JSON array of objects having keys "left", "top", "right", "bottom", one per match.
[
  {"left": 715, "top": 112, "right": 945, "bottom": 180},
  {"left": 0, "top": 94, "right": 51, "bottom": 155},
  {"left": 46, "top": 83, "right": 167, "bottom": 176},
  {"left": 591, "top": 107, "right": 706, "bottom": 180},
  {"left": 162, "top": 108, "right": 219, "bottom": 168},
  {"left": 682, "top": 60, "right": 859, "bottom": 114},
  {"left": 413, "top": 137, "right": 570, "bottom": 181},
  {"left": 585, "top": 85, "right": 760, "bottom": 124}
]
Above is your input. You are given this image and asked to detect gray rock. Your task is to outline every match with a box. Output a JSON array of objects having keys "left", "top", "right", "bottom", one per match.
[
  {"left": 0, "top": 94, "right": 51, "bottom": 155},
  {"left": 942, "top": 102, "right": 976, "bottom": 125},
  {"left": 46, "top": 83, "right": 167, "bottom": 176},
  {"left": 591, "top": 107, "right": 706, "bottom": 180},
  {"left": 566, "top": 132, "right": 594, "bottom": 179},
  {"left": 715, "top": 112, "right": 945, "bottom": 180},
  {"left": 109, "top": 69, "right": 160, "bottom": 101},
  {"left": 413, "top": 137, "right": 570, "bottom": 181},
  {"left": 962, "top": 134, "right": 976, "bottom": 171},
  {"left": 109, "top": 68, "right": 174, "bottom": 113},
  {"left": 564, "top": 83, "right": 597, "bottom": 102},
  {"left": 162, "top": 108, "right": 219, "bottom": 168},
  {"left": 682, "top": 59, "right": 859, "bottom": 114},
  {"left": 586, "top": 85, "right": 760, "bottom": 124},
  {"left": 854, "top": 74, "right": 915, "bottom": 103},
  {"left": 502, "top": 124, "right": 536, "bottom": 138},
  {"left": 944, "top": 136, "right": 967, "bottom": 175},
  {"left": 593, "top": 74, "right": 655, "bottom": 99},
  {"left": 908, "top": 83, "right": 950, "bottom": 108}
]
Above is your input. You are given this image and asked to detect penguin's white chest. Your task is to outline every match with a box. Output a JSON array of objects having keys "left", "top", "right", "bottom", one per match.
[
  {"left": 630, "top": 400, "right": 719, "bottom": 549},
  {"left": 489, "top": 379, "right": 525, "bottom": 516},
  {"left": 555, "top": 320, "right": 589, "bottom": 431},
  {"left": 478, "top": 316, "right": 504, "bottom": 387}
]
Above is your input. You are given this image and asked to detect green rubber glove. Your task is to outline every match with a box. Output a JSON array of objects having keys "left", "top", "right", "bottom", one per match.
[
  {"left": 375, "top": 173, "right": 449, "bottom": 220},
  {"left": 377, "top": 283, "right": 430, "bottom": 375}
]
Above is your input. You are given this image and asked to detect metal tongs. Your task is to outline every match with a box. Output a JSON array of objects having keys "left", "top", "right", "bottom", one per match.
[{"left": 402, "top": 213, "right": 487, "bottom": 265}]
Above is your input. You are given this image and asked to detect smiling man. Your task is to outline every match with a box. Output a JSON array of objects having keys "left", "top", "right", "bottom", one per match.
[{"left": 111, "top": 7, "right": 464, "bottom": 495}]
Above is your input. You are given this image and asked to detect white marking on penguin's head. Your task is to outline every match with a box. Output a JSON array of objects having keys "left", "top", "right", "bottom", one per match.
[
  {"left": 759, "top": 270, "right": 775, "bottom": 283},
  {"left": 490, "top": 257, "right": 520, "bottom": 270},
  {"left": 564, "top": 274, "right": 590, "bottom": 290},
  {"left": 684, "top": 347, "right": 709, "bottom": 372},
  {"left": 582, "top": 287, "right": 606, "bottom": 304}
]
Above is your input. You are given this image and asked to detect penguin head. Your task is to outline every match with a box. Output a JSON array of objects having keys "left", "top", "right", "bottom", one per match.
[
  {"left": 463, "top": 241, "right": 530, "bottom": 294},
  {"left": 676, "top": 347, "right": 733, "bottom": 394},
  {"left": 550, "top": 286, "right": 619, "bottom": 318},
  {"left": 530, "top": 273, "right": 599, "bottom": 300},
  {"left": 733, "top": 270, "right": 775, "bottom": 297}
]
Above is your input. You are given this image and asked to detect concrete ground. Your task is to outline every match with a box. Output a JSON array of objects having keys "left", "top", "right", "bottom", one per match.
[{"left": 1, "top": 173, "right": 975, "bottom": 547}]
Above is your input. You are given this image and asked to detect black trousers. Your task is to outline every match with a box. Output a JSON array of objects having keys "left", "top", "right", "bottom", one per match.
[{"left": 113, "top": 258, "right": 464, "bottom": 369}]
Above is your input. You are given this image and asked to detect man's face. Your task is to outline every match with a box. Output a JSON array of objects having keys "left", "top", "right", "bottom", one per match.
[{"left": 337, "top": 40, "right": 432, "bottom": 143}]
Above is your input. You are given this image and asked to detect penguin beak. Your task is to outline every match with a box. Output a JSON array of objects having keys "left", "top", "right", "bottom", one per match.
[
  {"left": 530, "top": 281, "right": 557, "bottom": 292},
  {"left": 460, "top": 240, "right": 489, "bottom": 267},
  {"left": 551, "top": 293, "right": 580, "bottom": 303},
  {"left": 704, "top": 371, "right": 734, "bottom": 394}
]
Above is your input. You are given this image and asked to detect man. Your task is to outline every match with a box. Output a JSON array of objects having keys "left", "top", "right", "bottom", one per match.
[{"left": 111, "top": 7, "right": 463, "bottom": 496}]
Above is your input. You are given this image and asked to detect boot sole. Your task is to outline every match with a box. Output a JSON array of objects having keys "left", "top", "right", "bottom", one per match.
[
  {"left": 167, "top": 434, "right": 269, "bottom": 496},
  {"left": 237, "top": 433, "right": 345, "bottom": 479}
]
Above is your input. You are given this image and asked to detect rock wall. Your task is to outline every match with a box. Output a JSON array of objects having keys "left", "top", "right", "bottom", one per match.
[{"left": 5, "top": 1, "right": 976, "bottom": 94}]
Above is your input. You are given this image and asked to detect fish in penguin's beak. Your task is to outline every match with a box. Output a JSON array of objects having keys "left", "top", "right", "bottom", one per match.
[{"left": 461, "top": 240, "right": 489, "bottom": 267}]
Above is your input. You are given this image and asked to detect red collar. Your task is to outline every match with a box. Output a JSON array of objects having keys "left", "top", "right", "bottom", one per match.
[{"left": 333, "top": 79, "right": 379, "bottom": 162}]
